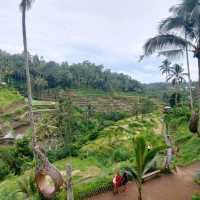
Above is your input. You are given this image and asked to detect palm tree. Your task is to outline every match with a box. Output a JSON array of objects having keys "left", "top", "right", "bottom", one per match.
[
  {"left": 19, "top": 0, "right": 36, "bottom": 148},
  {"left": 130, "top": 136, "right": 164, "bottom": 200},
  {"left": 143, "top": 0, "right": 200, "bottom": 107},
  {"left": 159, "top": 4, "right": 194, "bottom": 109},
  {"left": 159, "top": 59, "right": 172, "bottom": 81},
  {"left": 167, "top": 64, "right": 186, "bottom": 105}
]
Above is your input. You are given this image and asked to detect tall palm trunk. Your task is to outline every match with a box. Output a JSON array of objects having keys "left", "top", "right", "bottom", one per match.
[
  {"left": 22, "top": 5, "right": 36, "bottom": 149},
  {"left": 198, "top": 58, "right": 200, "bottom": 89},
  {"left": 175, "top": 83, "right": 179, "bottom": 106},
  {"left": 197, "top": 57, "right": 200, "bottom": 134},
  {"left": 138, "top": 183, "right": 142, "bottom": 200},
  {"left": 185, "top": 35, "right": 193, "bottom": 110}
]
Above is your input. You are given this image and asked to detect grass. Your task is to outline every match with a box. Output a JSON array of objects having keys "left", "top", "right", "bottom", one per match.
[
  {"left": 81, "top": 114, "right": 164, "bottom": 163},
  {"left": 0, "top": 157, "right": 110, "bottom": 200},
  {"left": 173, "top": 122, "right": 200, "bottom": 166},
  {"left": 0, "top": 86, "right": 24, "bottom": 109}
]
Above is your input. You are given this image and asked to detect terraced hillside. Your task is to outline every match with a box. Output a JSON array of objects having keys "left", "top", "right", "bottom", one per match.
[
  {"left": 0, "top": 86, "right": 24, "bottom": 113},
  {"left": 39, "top": 89, "right": 158, "bottom": 113},
  {"left": 0, "top": 113, "right": 164, "bottom": 200},
  {"left": 0, "top": 87, "right": 158, "bottom": 145},
  {"left": 0, "top": 87, "right": 56, "bottom": 144}
]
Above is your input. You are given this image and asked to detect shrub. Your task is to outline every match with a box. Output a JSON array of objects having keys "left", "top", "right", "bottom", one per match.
[
  {"left": 88, "top": 131, "right": 99, "bottom": 140},
  {"left": 169, "top": 92, "right": 181, "bottom": 107},
  {"left": 73, "top": 176, "right": 112, "bottom": 200},
  {"left": 192, "top": 195, "right": 200, "bottom": 200},
  {"left": 48, "top": 145, "right": 78, "bottom": 162},
  {"left": 13, "top": 137, "right": 33, "bottom": 174},
  {"left": 0, "top": 159, "right": 10, "bottom": 180},
  {"left": 101, "top": 112, "right": 129, "bottom": 122},
  {"left": 113, "top": 148, "right": 129, "bottom": 162},
  {"left": 51, "top": 176, "right": 112, "bottom": 200},
  {"left": 17, "top": 172, "right": 37, "bottom": 198},
  {"left": 0, "top": 138, "right": 33, "bottom": 175},
  {"left": 15, "top": 138, "right": 33, "bottom": 159}
]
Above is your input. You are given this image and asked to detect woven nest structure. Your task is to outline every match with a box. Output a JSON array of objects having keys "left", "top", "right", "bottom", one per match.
[
  {"left": 34, "top": 146, "right": 64, "bottom": 199},
  {"left": 189, "top": 112, "right": 199, "bottom": 133}
]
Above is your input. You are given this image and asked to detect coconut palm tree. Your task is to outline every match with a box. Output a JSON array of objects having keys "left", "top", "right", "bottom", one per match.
[
  {"left": 168, "top": 64, "right": 186, "bottom": 105},
  {"left": 143, "top": 0, "right": 200, "bottom": 107},
  {"left": 159, "top": 59, "right": 172, "bottom": 81},
  {"left": 19, "top": 0, "right": 36, "bottom": 148},
  {"left": 159, "top": 4, "right": 194, "bottom": 109},
  {"left": 130, "top": 136, "right": 164, "bottom": 200}
]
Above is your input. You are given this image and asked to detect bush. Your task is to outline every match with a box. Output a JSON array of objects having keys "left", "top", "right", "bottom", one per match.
[
  {"left": 88, "top": 131, "right": 99, "bottom": 140},
  {"left": 192, "top": 195, "right": 200, "bottom": 200},
  {"left": 52, "top": 176, "right": 112, "bottom": 200},
  {"left": 73, "top": 176, "right": 112, "bottom": 200},
  {"left": 48, "top": 145, "right": 79, "bottom": 162},
  {"left": 17, "top": 172, "right": 37, "bottom": 198},
  {"left": 169, "top": 92, "right": 181, "bottom": 107},
  {"left": 0, "top": 138, "right": 33, "bottom": 175},
  {"left": 13, "top": 137, "right": 33, "bottom": 174},
  {"left": 0, "top": 159, "right": 10, "bottom": 180},
  {"left": 165, "top": 106, "right": 191, "bottom": 125},
  {"left": 101, "top": 112, "right": 129, "bottom": 122},
  {"left": 113, "top": 148, "right": 129, "bottom": 162}
]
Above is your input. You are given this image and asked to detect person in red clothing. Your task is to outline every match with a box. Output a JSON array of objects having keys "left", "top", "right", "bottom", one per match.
[{"left": 113, "top": 171, "right": 122, "bottom": 194}]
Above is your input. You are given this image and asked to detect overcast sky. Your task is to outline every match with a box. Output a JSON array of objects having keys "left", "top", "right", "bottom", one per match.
[{"left": 0, "top": 0, "right": 198, "bottom": 83}]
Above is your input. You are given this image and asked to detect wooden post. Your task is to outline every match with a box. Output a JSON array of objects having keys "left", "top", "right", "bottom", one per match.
[{"left": 66, "top": 164, "right": 74, "bottom": 200}]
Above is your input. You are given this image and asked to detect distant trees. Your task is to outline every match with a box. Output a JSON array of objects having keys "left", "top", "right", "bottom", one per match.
[{"left": 0, "top": 52, "right": 143, "bottom": 95}]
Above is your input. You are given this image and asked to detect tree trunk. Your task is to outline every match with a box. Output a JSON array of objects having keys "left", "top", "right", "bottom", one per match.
[
  {"left": 185, "top": 43, "right": 193, "bottom": 110},
  {"left": 22, "top": 6, "right": 36, "bottom": 149},
  {"left": 138, "top": 183, "right": 142, "bottom": 200},
  {"left": 198, "top": 58, "right": 200, "bottom": 89},
  {"left": 163, "top": 122, "right": 172, "bottom": 170},
  {"left": 197, "top": 58, "right": 200, "bottom": 134},
  {"left": 66, "top": 164, "right": 74, "bottom": 200},
  {"left": 175, "top": 84, "right": 178, "bottom": 106}
]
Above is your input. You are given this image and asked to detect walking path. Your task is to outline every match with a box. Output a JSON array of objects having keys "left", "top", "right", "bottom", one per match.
[{"left": 88, "top": 161, "right": 200, "bottom": 200}]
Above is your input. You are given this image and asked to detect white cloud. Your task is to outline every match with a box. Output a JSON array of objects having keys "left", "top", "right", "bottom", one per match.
[{"left": 1, "top": 0, "right": 198, "bottom": 83}]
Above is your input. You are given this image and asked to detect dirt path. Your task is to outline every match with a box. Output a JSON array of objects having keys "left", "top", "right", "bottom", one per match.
[{"left": 88, "top": 162, "right": 200, "bottom": 200}]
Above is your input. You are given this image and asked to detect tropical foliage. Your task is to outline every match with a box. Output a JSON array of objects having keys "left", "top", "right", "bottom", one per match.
[
  {"left": 143, "top": 0, "right": 200, "bottom": 90},
  {"left": 130, "top": 136, "right": 164, "bottom": 200}
]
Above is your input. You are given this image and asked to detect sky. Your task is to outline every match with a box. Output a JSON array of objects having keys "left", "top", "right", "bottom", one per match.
[{"left": 0, "top": 0, "right": 198, "bottom": 83}]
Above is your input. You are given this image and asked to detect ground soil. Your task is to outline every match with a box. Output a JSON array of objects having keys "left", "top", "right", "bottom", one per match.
[{"left": 88, "top": 161, "right": 200, "bottom": 200}]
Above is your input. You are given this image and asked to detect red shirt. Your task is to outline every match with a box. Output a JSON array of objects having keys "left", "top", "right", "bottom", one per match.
[{"left": 113, "top": 175, "right": 122, "bottom": 187}]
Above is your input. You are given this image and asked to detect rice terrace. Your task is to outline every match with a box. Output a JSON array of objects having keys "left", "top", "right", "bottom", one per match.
[{"left": 0, "top": 0, "right": 200, "bottom": 200}]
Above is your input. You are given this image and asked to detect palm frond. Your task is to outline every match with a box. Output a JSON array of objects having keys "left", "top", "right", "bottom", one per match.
[
  {"left": 135, "top": 136, "right": 146, "bottom": 173},
  {"left": 169, "top": 4, "right": 182, "bottom": 14},
  {"left": 143, "top": 146, "right": 166, "bottom": 174},
  {"left": 158, "top": 49, "right": 184, "bottom": 59},
  {"left": 191, "top": 4, "right": 200, "bottom": 23},
  {"left": 20, "top": 0, "right": 35, "bottom": 11},
  {"left": 143, "top": 34, "right": 188, "bottom": 56},
  {"left": 159, "top": 17, "right": 185, "bottom": 34}
]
